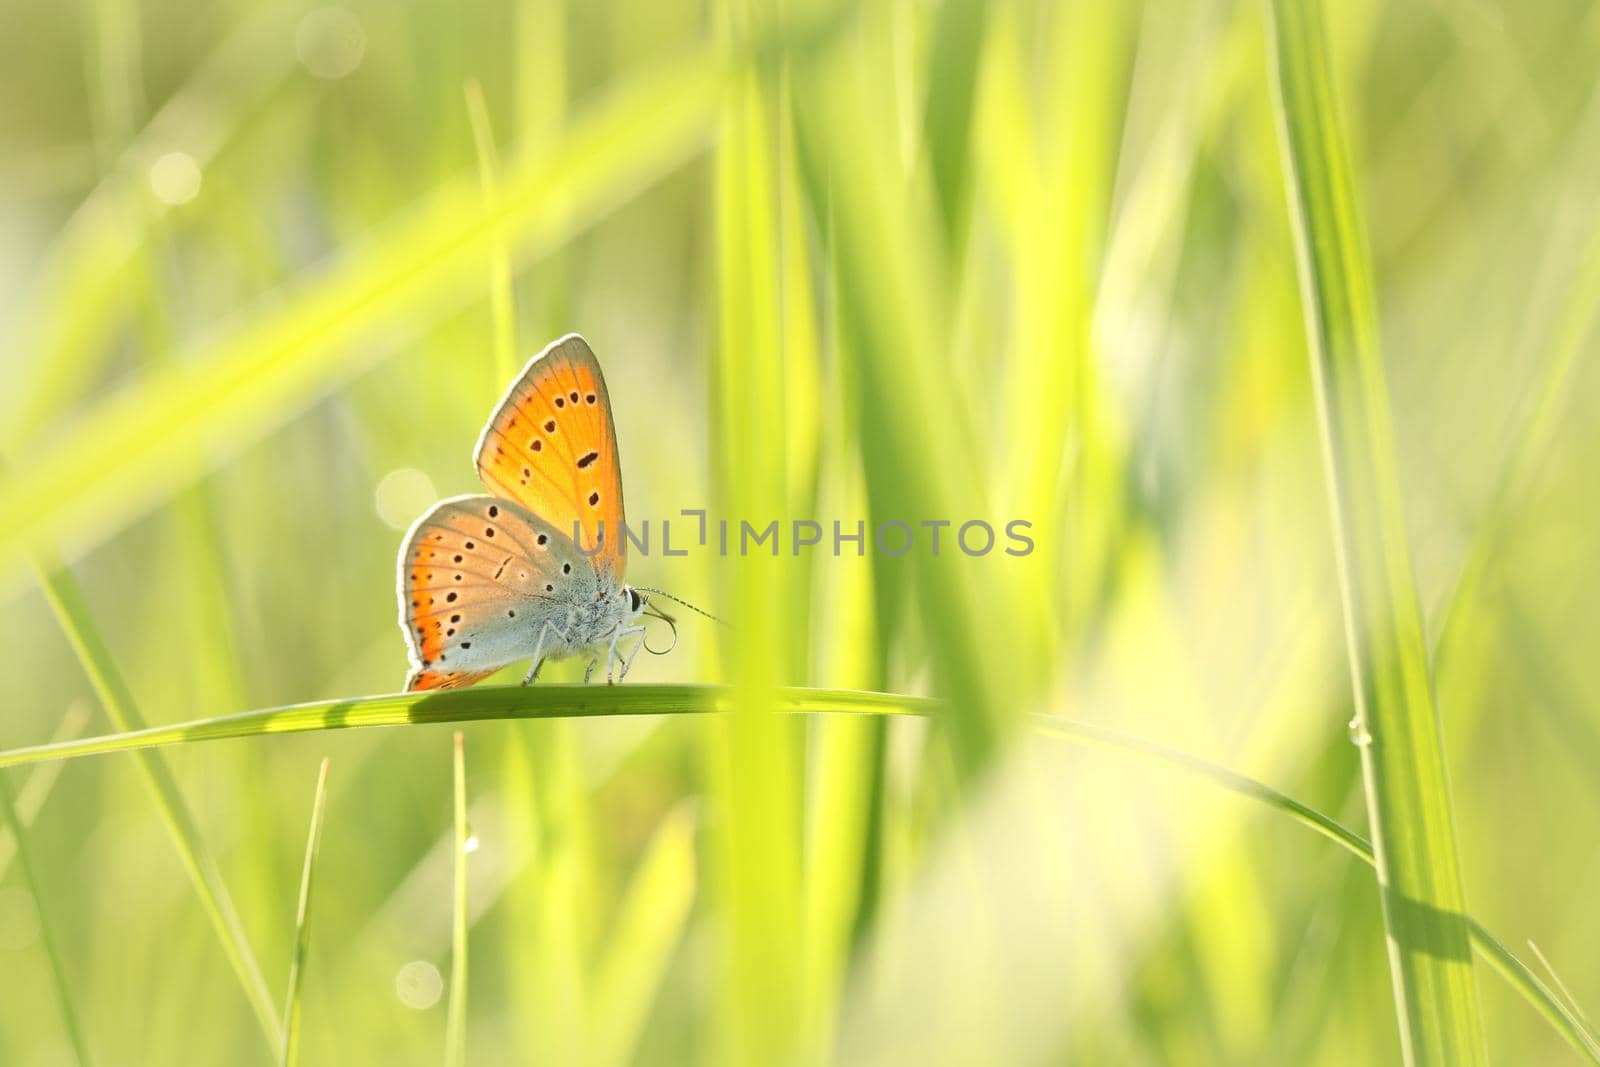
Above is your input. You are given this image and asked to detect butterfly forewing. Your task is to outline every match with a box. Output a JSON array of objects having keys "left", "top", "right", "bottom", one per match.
[
  {"left": 398, "top": 494, "right": 595, "bottom": 691},
  {"left": 472, "top": 334, "right": 626, "bottom": 580}
]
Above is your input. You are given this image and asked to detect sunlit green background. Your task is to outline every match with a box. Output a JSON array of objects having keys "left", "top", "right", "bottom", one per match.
[{"left": 2, "top": 0, "right": 1598, "bottom": 1063}]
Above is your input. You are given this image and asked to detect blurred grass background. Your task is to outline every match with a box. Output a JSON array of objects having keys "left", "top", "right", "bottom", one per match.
[{"left": 1, "top": 0, "right": 1599, "bottom": 1063}]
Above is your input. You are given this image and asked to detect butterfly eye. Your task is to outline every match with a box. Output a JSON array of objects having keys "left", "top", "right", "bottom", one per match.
[{"left": 628, "top": 588, "right": 643, "bottom": 612}]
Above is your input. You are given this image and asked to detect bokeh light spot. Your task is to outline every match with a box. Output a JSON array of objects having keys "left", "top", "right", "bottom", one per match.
[
  {"left": 394, "top": 959, "right": 443, "bottom": 1010},
  {"left": 149, "top": 152, "right": 202, "bottom": 205},
  {"left": 376, "top": 468, "right": 437, "bottom": 531},
  {"left": 296, "top": 7, "right": 366, "bottom": 80}
]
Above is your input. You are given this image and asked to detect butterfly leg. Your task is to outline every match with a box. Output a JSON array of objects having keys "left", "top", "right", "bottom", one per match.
[
  {"left": 523, "top": 615, "right": 575, "bottom": 686},
  {"left": 616, "top": 628, "right": 649, "bottom": 682},
  {"left": 583, "top": 658, "right": 599, "bottom": 684},
  {"left": 606, "top": 625, "right": 648, "bottom": 684}
]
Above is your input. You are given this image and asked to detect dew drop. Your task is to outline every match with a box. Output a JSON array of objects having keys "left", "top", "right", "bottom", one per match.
[{"left": 1347, "top": 716, "right": 1373, "bottom": 748}]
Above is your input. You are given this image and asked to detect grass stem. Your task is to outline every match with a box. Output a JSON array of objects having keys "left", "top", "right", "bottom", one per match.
[{"left": 280, "top": 758, "right": 331, "bottom": 1067}]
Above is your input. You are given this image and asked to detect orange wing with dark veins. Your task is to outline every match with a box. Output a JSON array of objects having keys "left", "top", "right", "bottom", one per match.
[
  {"left": 407, "top": 668, "right": 495, "bottom": 692},
  {"left": 472, "top": 334, "right": 626, "bottom": 580},
  {"left": 397, "top": 494, "right": 592, "bottom": 692}
]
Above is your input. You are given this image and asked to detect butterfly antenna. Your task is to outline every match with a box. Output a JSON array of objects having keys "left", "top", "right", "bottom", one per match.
[{"left": 634, "top": 587, "right": 729, "bottom": 627}]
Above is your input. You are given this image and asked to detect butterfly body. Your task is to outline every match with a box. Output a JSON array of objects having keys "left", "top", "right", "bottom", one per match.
[{"left": 397, "top": 335, "right": 653, "bottom": 692}]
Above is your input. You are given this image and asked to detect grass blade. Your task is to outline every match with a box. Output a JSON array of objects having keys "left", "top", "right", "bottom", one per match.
[
  {"left": 0, "top": 682, "right": 1586, "bottom": 1058},
  {"left": 0, "top": 703, "right": 90, "bottom": 880},
  {"left": 590, "top": 803, "right": 698, "bottom": 1067},
  {"left": 32, "top": 555, "right": 282, "bottom": 1052},
  {"left": 1431, "top": 191, "right": 1600, "bottom": 672},
  {"left": 280, "top": 758, "right": 331, "bottom": 1067},
  {"left": 1032, "top": 716, "right": 1600, "bottom": 1065},
  {"left": 920, "top": 0, "right": 989, "bottom": 241},
  {"left": 469, "top": 64, "right": 597, "bottom": 1065},
  {"left": 792, "top": 3, "right": 1022, "bottom": 775},
  {"left": 2, "top": 7, "right": 298, "bottom": 446},
  {"left": 0, "top": 685, "right": 930, "bottom": 771},
  {"left": 711, "top": 5, "right": 806, "bottom": 1059},
  {"left": 1264, "top": 2, "right": 1486, "bottom": 1062},
  {"left": 445, "top": 732, "right": 469, "bottom": 1067},
  {"left": 0, "top": 772, "right": 92, "bottom": 1066},
  {"left": 463, "top": 78, "right": 518, "bottom": 386},
  {"left": 1527, "top": 941, "right": 1592, "bottom": 1031},
  {"left": 1007, "top": 0, "right": 1129, "bottom": 640},
  {"left": 0, "top": 48, "right": 725, "bottom": 580}
]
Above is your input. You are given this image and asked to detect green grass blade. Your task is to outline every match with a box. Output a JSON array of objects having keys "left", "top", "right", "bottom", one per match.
[
  {"left": 711, "top": 5, "right": 806, "bottom": 1059},
  {"left": 505, "top": 715, "right": 595, "bottom": 1064},
  {"left": 920, "top": 0, "right": 989, "bottom": 241},
  {"left": 1264, "top": 2, "right": 1486, "bottom": 1062},
  {"left": 445, "top": 733, "right": 469, "bottom": 1067},
  {"left": 0, "top": 48, "right": 725, "bottom": 579},
  {"left": 2, "top": 7, "right": 298, "bottom": 447},
  {"left": 1526, "top": 941, "right": 1592, "bottom": 1032},
  {"left": 1503, "top": 596, "right": 1600, "bottom": 787},
  {"left": 792, "top": 4, "right": 1020, "bottom": 775},
  {"left": 1032, "top": 716, "right": 1600, "bottom": 1065},
  {"left": 470, "top": 64, "right": 597, "bottom": 1066},
  {"left": 590, "top": 802, "right": 698, "bottom": 1067},
  {"left": 1007, "top": 0, "right": 1129, "bottom": 640},
  {"left": 32, "top": 555, "right": 283, "bottom": 1052},
  {"left": 0, "top": 686, "right": 930, "bottom": 771},
  {"left": 463, "top": 78, "right": 518, "bottom": 386},
  {"left": 0, "top": 680, "right": 1585, "bottom": 1058},
  {"left": 0, "top": 703, "right": 90, "bottom": 880},
  {"left": 496, "top": 708, "right": 602, "bottom": 1062},
  {"left": 0, "top": 772, "right": 93, "bottom": 1066},
  {"left": 280, "top": 758, "right": 331, "bottom": 1067},
  {"left": 0, "top": 671, "right": 1580, "bottom": 1055},
  {"left": 1431, "top": 198, "right": 1600, "bottom": 672}
]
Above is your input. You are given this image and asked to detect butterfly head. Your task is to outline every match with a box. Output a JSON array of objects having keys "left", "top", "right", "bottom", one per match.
[{"left": 623, "top": 585, "right": 691, "bottom": 656}]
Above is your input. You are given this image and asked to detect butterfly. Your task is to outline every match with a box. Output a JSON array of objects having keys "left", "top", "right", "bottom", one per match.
[{"left": 396, "top": 334, "right": 659, "bottom": 691}]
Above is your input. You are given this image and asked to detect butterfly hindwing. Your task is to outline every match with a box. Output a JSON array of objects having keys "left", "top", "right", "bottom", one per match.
[
  {"left": 397, "top": 494, "right": 597, "bottom": 691},
  {"left": 472, "top": 334, "right": 627, "bottom": 580},
  {"left": 406, "top": 668, "right": 495, "bottom": 692}
]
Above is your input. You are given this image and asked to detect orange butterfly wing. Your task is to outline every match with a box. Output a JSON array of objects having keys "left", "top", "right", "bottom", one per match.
[
  {"left": 473, "top": 334, "right": 627, "bottom": 579},
  {"left": 408, "top": 668, "right": 495, "bottom": 691},
  {"left": 397, "top": 494, "right": 597, "bottom": 691}
]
